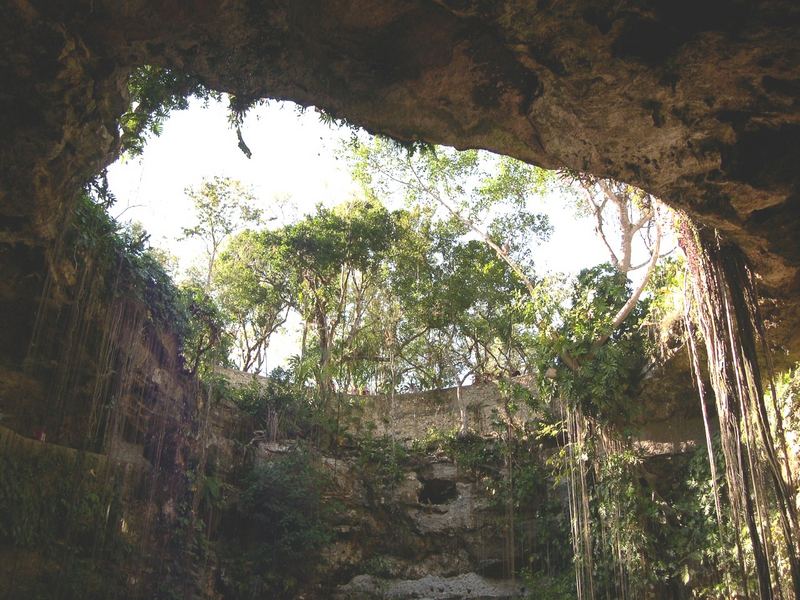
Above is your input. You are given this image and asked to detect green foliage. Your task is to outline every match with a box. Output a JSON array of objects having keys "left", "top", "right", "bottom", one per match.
[
  {"left": 274, "top": 198, "right": 396, "bottom": 273},
  {"left": 229, "top": 198, "right": 398, "bottom": 395},
  {"left": 71, "top": 194, "right": 189, "bottom": 332},
  {"left": 361, "top": 554, "right": 396, "bottom": 578},
  {"left": 0, "top": 449, "right": 125, "bottom": 551},
  {"left": 411, "top": 425, "right": 572, "bottom": 581},
  {"left": 642, "top": 256, "right": 687, "bottom": 355},
  {"left": 412, "top": 428, "right": 502, "bottom": 476},
  {"left": 70, "top": 195, "right": 241, "bottom": 377},
  {"left": 561, "top": 438, "right": 745, "bottom": 599},
  {"left": 349, "top": 136, "right": 553, "bottom": 221},
  {"left": 522, "top": 571, "right": 575, "bottom": 600},
  {"left": 537, "top": 264, "right": 649, "bottom": 422},
  {"left": 0, "top": 446, "right": 131, "bottom": 598},
  {"left": 315, "top": 106, "right": 365, "bottom": 137},
  {"left": 179, "top": 280, "right": 230, "bottom": 374},
  {"left": 215, "top": 230, "right": 291, "bottom": 373},
  {"left": 183, "top": 176, "right": 263, "bottom": 287},
  {"left": 776, "top": 364, "right": 800, "bottom": 453},
  {"left": 655, "top": 442, "right": 735, "bottom": 597},
  {"left": 355, "top": 434, "right": 410, "bottom": 499},
  {"left": 385, "top": 209, "right": 536, "bottom": 387},
  {"left": 220, "top": 447, "right": 333, "bottom": 599},
  {"left": 229, "top": 367, "right": 314, "bottom": 439},
  {"left": 348, "top": 136, "right": 552, "bottom": 269},
  {"left": 590, "top": 448, "right": 653, "bottom": 594},
  {"left": 121, "top": 66, "right": 217, "bottom": 156}
]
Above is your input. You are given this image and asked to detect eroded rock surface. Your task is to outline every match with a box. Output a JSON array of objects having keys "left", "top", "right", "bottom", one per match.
[
  {"left": 336, "top": 573, "right": 525, "bottom": 600},
  {"left": 1, "top": 1, "right": 799, "bottom": 351}
]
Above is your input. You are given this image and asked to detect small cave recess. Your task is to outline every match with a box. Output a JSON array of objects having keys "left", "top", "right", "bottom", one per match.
[{"left": 418, "top": 478, "right": 458, "bottom": 505}]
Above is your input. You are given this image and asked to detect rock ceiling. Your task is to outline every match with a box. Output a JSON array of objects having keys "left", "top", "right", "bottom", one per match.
[{"left": 1, "top": 0, "right": 798, "bottom": 348}]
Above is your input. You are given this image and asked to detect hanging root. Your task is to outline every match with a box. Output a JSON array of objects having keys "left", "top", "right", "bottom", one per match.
[{"left": 679, "top": 217, "right": 800, "bottom": 600}]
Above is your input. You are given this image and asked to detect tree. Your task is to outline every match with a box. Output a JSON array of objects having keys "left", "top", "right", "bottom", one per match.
[
  {"left": 350, "top": 137, "right": 551, "bottom": 296},
  {"left": 178, "top": 281, "right": 230, "bottom": 375},
  {"left": 234, "top": 199, "right": 397, "bottom": 402},
  {"left": 572, "top": 176, "right": 659, "bottom": 274},
  {"left": 214, "top": 231, "right": 292, "bottom": 374},
  {"left": 566, "top": 174, "right": 664, "bottom": 349},
  {"left": 181, "top": 176, "right": 262, "bottom": 288}
]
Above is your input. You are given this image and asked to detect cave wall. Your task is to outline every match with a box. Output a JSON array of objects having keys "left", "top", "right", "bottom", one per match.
[
  {"left": 0, "top": 227, "right": 198, "bottom": 459},
  {"left": 210, "top": 365, "right": 714, "bottom": 599},
  {"left": 342, "top": 363, "right": 707, "bottom": 455},
  {"left": 2, "top": 1, "right": 800, "bottom": 352},
  {"left": 0, "top": 203, "right": 206, "bottom": 598},
  {"left": 2, "top": 5, "right": 796, "bottom": 594}
]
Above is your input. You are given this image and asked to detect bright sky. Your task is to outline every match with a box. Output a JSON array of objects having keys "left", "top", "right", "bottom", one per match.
[{"left": 106, "top": 97, "right": 615, "bottom": 369}]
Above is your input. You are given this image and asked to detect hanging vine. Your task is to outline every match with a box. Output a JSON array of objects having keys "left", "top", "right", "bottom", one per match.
[{"left": 679, "top": 218, "right": 800, "bottom": 599}]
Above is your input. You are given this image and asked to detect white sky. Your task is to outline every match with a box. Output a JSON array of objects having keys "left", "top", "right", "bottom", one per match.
[{"left": 106, "top": 97, "right": 616, "bottom": 369}]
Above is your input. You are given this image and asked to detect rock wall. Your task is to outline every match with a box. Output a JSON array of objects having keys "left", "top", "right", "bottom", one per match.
[
  {"left": 254, "top": 440, "right": 542, "bottom": 600},
  {"left": 337, "top": 355, "right": 706, "bottom": 455},
  {"left": 0, "top": 205, "right": 205, "bottom": 598},
  {"left": 0, "top": 246, "right": 198, "bottom": 462},
  {"left": 344, "top": 378, "right": 536, "bottom": 442},
  {"left": 0, "top": 422, "right": 193, "bottom": 599}
]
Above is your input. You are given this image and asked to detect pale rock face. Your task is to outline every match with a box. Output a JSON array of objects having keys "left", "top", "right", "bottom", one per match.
[
  {"left": 336, "top": 572, "right": 526, "bottom": 599},
  {"left": 410, "top": 482, "right": 487, "bottom": 534},
  {"left": 394, "top": 471, "right": 424, "bottom": 506}
]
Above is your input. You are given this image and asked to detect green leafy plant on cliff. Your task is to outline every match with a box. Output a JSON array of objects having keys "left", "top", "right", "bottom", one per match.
[
  {"left": 71, "top": 194, "right": 189, "bottom": 333},
  {"left": 229, "top": 367, "right": 316, "bottom": 440},
  {"left": 121, "top": 65, "right": 217, "bottom": 156},
  {"left": 355, "top": 433, "right": 410, "bottom": 501},
  {"left": 0, "top": 446, "right": 131, "bottom": 599},
  {"left": 219, "top": 446, "right": 334, "bottom": 599},
  {"left": 533, "top": 263, "right": 649, "bottom": 423}
]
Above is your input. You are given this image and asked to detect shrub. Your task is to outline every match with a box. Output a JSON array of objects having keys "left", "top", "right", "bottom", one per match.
[{"left": 219, "top": 447, "right": 332, "bottom": 599}]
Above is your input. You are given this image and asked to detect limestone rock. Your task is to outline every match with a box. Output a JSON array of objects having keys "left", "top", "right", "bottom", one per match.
[
  {"left": 336, "top": 573, "right": 526, "bottom": 599},
  {"left": 411, "top": 482, "right": 488, "bottom": 534}
]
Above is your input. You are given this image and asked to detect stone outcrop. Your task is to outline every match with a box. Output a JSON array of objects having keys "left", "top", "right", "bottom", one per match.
[
  {"left": 340, "top": 356, "right": 707, "bottom": 455},
  {"left": 344, "top": 378, "right": 535, "bottom": 441},
  {"left": 1, "top": 1, "right": 800, "bottom": 352},
  {"left": 211, "top": 362, "right": 708, "bottom": 597},
  {"left": 336, "top": 573, "right": 526, "bottom": 600},
  {"left": 314, "top": 450, "right": 529, "bottom": 598}
]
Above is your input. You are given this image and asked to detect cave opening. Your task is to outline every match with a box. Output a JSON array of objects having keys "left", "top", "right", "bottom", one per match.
[
  {"left": 2, "top": 3, "right": 800, "bottom": 599},
  {"left": 418, "top": 478, "right": 459, "bottom": 505}
]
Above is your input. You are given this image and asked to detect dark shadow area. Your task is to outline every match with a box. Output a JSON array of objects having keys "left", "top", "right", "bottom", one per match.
[{"left": 418, "top": 478, "right": 458, "bottom": 505}]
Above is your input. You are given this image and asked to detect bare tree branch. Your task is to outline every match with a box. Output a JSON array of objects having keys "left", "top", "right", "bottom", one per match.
[{"left": 592, "top": 217, "right": 663, "bottom": 349}]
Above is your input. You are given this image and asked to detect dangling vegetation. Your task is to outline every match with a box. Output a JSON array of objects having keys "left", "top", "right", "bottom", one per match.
[
  {"left": 680, "top": 219, "right": 800, "bottom": 599},
  {"left": 120, "top": 66, "right": 217, "bottom": 157},
  {"left": 7, "top": 76, "right": 800, "bottom": 598}
]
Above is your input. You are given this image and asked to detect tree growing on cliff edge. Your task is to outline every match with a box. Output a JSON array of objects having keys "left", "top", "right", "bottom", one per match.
[
  {"left": 181, "top": 176, "right": 263, "bottom": 288},
  {"left": 214, "top": 230, "right": 291, "bottom": 374},
  {"left": 347, "top": 138, "right": 664, "bottom": 398},
  {"left": 220, "top": 199, "right": 397, "bottom": 400}
]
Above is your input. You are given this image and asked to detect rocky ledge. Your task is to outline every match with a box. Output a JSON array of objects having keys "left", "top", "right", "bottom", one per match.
[{"left": 336, "top": 573, "right": 526, "bottom": 600}]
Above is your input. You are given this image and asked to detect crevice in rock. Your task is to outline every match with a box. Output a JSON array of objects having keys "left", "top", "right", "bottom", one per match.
[{"left": 419, "top": 478, "right": 459, "bottom": 505}]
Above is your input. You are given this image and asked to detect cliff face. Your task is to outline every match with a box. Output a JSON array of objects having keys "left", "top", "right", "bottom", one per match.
[
  {"left": 0, "top": 199, "right": 202, "bottom": 598},
  {"left": 2, "top": 0, "right": 800, "bottom": 350},
  {"left": 208, "top": 360, "right": 711, "bottom": 599},
  {"left": 0, "top": 217, "right": 197, "bottom": 458}
]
